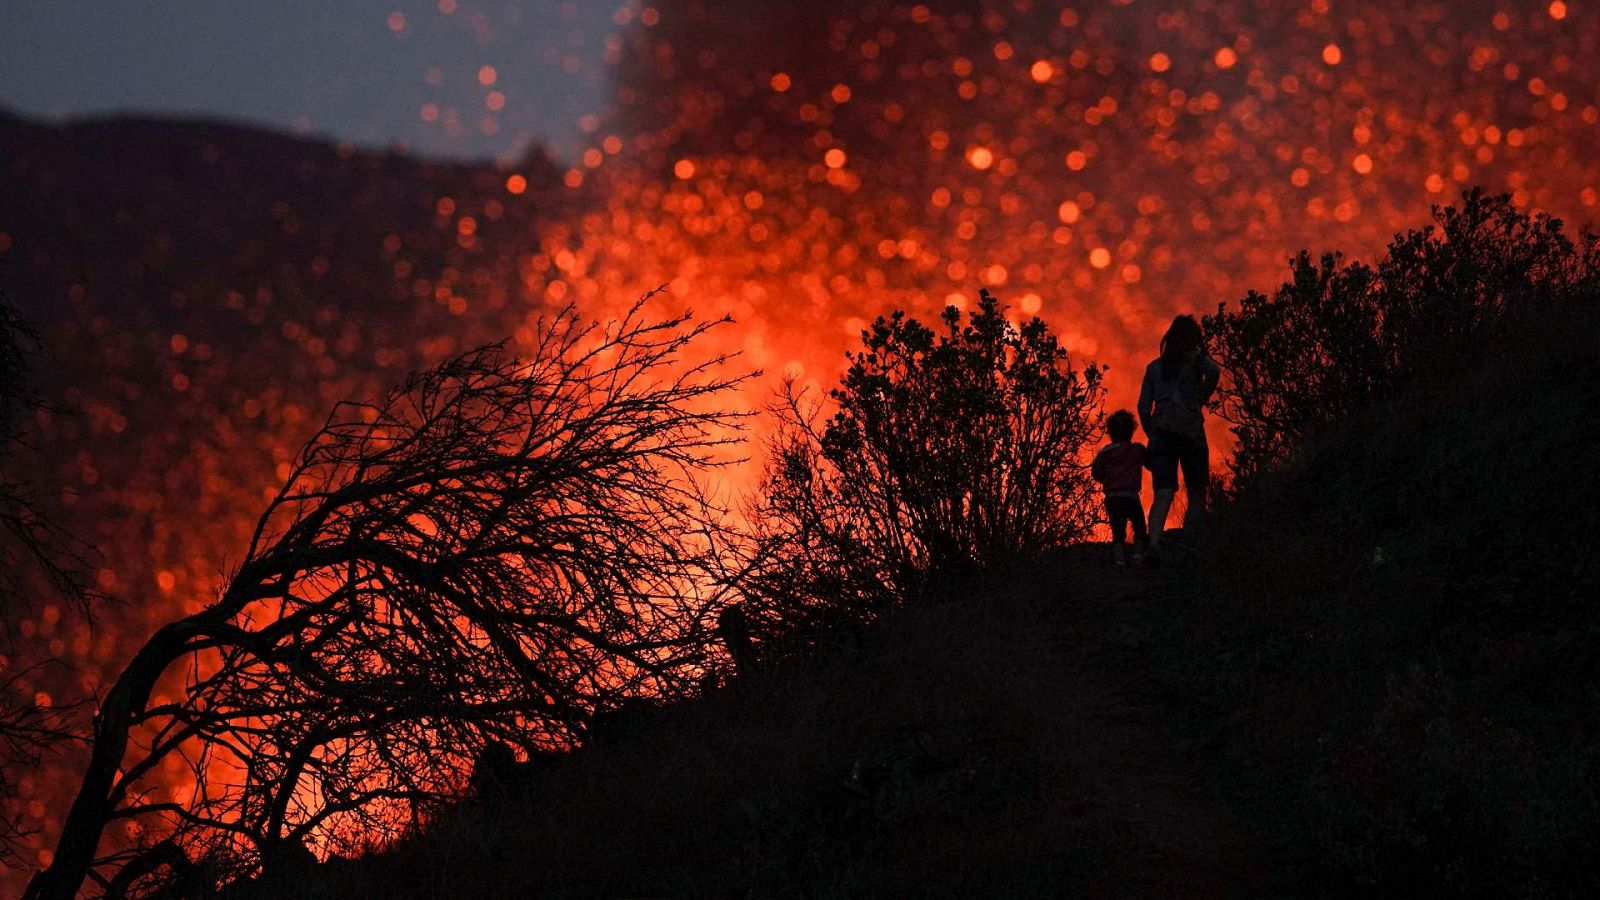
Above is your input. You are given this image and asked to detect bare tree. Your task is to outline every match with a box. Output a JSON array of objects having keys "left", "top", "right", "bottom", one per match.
[
  {"left": 1, "top": 294, "right": 100, "bottom": 624},
  {"left": 25, "top": 299, "right": 748, "bottom": 899},
  {"left": 1, "top": 292, "right": 102, "bottom": 866}
]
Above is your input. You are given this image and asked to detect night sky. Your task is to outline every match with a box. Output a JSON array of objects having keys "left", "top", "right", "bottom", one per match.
[{"left": 0, "top": 1, "right": 617, "bottom": 161}]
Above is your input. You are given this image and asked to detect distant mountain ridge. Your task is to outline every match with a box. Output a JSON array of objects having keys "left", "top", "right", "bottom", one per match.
[{"left": 0, "top": 111, "right": 572, "bottom": 889}]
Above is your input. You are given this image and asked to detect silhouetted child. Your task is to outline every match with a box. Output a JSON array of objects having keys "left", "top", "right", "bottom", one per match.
[{"left": 1091, "top": 409, "right": 1149, "bottom": 567}]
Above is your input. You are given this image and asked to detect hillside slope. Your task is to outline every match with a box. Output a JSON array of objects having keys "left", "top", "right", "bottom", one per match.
[
  {"left": 240, "top": 549, "right": 1267, "bottom": 899},
  {"left": 242, "top": 302, "right": 1598, "bottom": 898}
]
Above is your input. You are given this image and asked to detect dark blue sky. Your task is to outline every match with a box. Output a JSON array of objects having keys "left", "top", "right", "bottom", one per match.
[{"left": 0, "top": 1, "right": 619, "bottom": 161}]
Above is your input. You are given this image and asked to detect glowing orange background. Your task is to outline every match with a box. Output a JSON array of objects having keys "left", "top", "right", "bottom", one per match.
[{"left": 4, "top": 0, "right": 1599, "bottom": 881}]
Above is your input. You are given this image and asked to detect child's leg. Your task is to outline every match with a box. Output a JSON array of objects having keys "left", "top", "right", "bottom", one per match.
[
  {"left": 1128, "top": 498, "right": 1149, "bottom": 551},
  {"left": 1107, "top": 499, "right": 1128, "bottom": 565}
]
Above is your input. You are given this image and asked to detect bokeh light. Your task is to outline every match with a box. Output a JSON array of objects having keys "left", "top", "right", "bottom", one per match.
[{"left": 5, "top": 0, "right": 1600, "bottom": 880}]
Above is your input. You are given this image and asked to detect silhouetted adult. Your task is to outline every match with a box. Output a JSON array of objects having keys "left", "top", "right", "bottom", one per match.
[{"left": 1137, "top": 314, "right": 1220, "bottom": 551}]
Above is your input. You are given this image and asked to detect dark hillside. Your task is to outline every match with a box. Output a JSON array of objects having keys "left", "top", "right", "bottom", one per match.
[
  {"left": 238, "top": 550, "right": 1266, "bottom": 899},
  {"left": 0, "top": 111, "right": 569, "bottom": 594},
  {"left": 0, "top": 112, "right": 562, "bottom": 347},
  {"left": 1165, "top": 303, "right": 1600, "bottom": 895},
  {"left": 250, "top": 289, "right": 1599, "bottom": 898}
]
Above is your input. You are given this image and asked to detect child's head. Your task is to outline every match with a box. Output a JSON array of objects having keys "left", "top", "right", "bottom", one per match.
[{"left": 1106, "top": 409, "right": 1135, "bottom": 442}]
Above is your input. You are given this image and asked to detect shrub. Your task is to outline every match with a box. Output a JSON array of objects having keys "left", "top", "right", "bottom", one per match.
[
  {"left": 745, "top": 290, "right": 1103, "bottom": 631},
  {"left": 1205, "top": 189, "right": 1598, "bottom": 484}
]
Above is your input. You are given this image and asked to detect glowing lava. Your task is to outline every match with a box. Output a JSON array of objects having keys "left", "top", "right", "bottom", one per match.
[{"left": 5, "top": 0, "right": 1600, "bottom": 880}]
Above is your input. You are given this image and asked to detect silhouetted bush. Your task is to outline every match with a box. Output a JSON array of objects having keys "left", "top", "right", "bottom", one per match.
[
  {"left": 1180, "top": 193, "right": 1600, "bottom": 894},
  {"left": 1205, "top": 189, "right": 1599, "bottom": 484},
  {"left": 745, "top": 290, "right": 1103, "bottom": 633}
]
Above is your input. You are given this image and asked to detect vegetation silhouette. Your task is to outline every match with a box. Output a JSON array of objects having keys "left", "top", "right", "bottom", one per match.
[
  {"left": 1188, "top": 190, "right": 1600, "bottom": 893},
  {"left": 0, "top": 292, "right": 102, "bottom": 866},
  {"left": 1206, "top": 188, "right": 1599, "bottom": 486},
  {"left": 743, "top": 288, "right": 1104, "bottom": 647},
  {"left": 13, "top": 184, "right": 1600, "bottom": 897},
  {"left": 24, "top": 300, "right": 749, "bottom": 899},
  {"left": 223, "top": 190, "right": 1599, "bottom": 898}
]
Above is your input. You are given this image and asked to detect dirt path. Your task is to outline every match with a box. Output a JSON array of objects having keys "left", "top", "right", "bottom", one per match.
[{"left": 1020, "top": 545, "right": 1269, "bottom": 897}]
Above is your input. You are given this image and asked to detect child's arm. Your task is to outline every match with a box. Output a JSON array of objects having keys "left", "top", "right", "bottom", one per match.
[{"left": 1090, "top": 445, "right": 1109, "bottom": 483}]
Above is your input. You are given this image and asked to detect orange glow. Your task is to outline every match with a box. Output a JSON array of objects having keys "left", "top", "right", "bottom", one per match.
[
  {"left": 386, "top": 11, "right": 406, "bottom": 32},
  {"left": 16, "top": 1, "right": 1600, "bottom": 883}
]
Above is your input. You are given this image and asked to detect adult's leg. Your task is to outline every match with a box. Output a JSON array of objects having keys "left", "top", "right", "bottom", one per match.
[
  {"left": 1180, "top": 437, "right": 1211, "bottom": 529},
  {"left": 1146, "top": 430, "right": 1180, "bottom": 549}
]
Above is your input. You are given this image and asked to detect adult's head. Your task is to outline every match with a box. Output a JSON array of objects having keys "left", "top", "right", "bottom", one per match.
[
  {"left": 1160, "top": 314, "right": 1203, "bottom": 365},
  {"left": 1158, "top": 314, "right": 1203, "bottom": 378}
]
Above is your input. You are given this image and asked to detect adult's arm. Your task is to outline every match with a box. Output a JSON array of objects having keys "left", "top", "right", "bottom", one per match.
[
  {"left": 1197, "top": 354, "right": 1221, "bottom": 406},
  {"left": 1136, "top": 364, "right": 1155, "bottom": 435}
]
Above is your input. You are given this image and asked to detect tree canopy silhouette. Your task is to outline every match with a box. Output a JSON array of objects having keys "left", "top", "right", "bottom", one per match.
[
  {"left": 1205, "top": 190, "right": 1600, "bottom": 484},
  {"left": 25, "top": 300, "right": 748, "bottom": 899},
  {"left": 744, "top": 290, "right": 1103, "bottom": 635}
]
